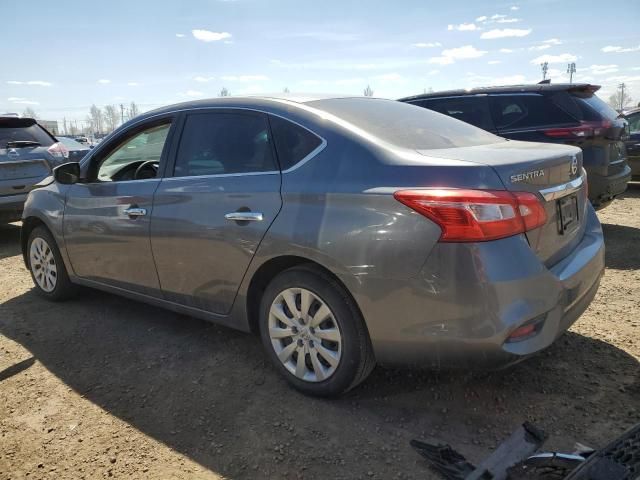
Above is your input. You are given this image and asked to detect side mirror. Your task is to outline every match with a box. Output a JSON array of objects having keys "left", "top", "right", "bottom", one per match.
[{"left": 53, "top": 162, "right": 81, "bottom": 185}]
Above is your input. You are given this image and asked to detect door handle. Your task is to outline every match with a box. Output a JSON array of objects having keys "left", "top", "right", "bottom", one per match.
[
  {"left": 123, "top": 207, "right": 147, "bottom": 217},
  {"left": 224, "top": 211, "right": 263, "bottom": 222}
]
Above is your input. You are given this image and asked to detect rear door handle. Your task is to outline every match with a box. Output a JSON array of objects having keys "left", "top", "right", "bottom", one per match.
[
  {"left": 224, "top": 211, "right": 263, "bottom": 222},
  {"left": 123, "top": 207, "right": 147, "bottom": 217}
]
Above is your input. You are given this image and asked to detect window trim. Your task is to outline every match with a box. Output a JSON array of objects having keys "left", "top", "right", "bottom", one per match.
[
  {"left": 83, "top": 116, "right": 176, "bottom": 183},
  {"left": 267, "top": 113, "right": 327, "bottom": 174}
]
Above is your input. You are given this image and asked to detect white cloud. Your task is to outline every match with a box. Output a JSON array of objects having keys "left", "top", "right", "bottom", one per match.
[
  {"left": 194, "top": 75, "right": 215, "bottom": 82},
  {"left": 97, "top": 79, "right": 111, "bottom": 84},
  {"left": 601, "top": 44, "right": 640, "bottom": 53},
  {"left": 589, "top": 64, "right": 618, "bottom": 75},
  {"left": 491, "top": 14, "right": 507, "bottom": 20},
  {"left": 496, "top": 18, "right": 520, "bottom": 23},
  {"left": 175, "top": 33, "right": 185, "bottom": 38},
  {"left": 429, "top": 45, "right": 488, "bottom": 65},
  {"left": 632, "top": 67, "right": 640, "bottom": 71},
  {"left": 448, "top": 23, "right": 477, "bottom": 31},
  {"left": 7, "top": 97, "right": 39, "bottom": 105},
  {"left": 465, "top": 73, "right": 527, "bottom": 87},
  {"left": 428, "top": 69, "right": 440, "bottom": 75},
  {"left": 604, "top": 75, "right": 640, "bottom": 83},
  {"left": 127, "top": 82, "right": 140, "bottom": 86},
  {"left": 530, "top": 53, "right": 577, "bottom": 64},
  {"left": 182, "top": 90, "right": 204, "bottom": 97},
  {"left": 476, "top": 15, "right": 488, "bottom": 22},
  {"left": 529, "top": 44, "right": 551, "bottom": 51},
  {"left": 192, "top": 29, "right": 232, "bottom": 42},
  {"left": 220, "top": 74, "right": 269, "bottom": 82},
  {"left": 6, "top": 80, "right": 51, "bottom": 86},
  {"left": 499, "top": 48, "right": 514, "bottom": 53},
  {"left": 543, "top": 38, "right": 562, "bottom": 45},
  {"left": 412, "top": 42, "right": 441, "bottom": 48},
  {"left": 488, "top": 60, "right": 502, "bottom": 64},
  {"left": 481, "top": 28, "right": 532, "bottom": 39},
  {"left": 373, "top": 73, "right": 405, "bottom": 82},
  {"left": 510, "top": 5, "right": 519, "bottom": 10}
]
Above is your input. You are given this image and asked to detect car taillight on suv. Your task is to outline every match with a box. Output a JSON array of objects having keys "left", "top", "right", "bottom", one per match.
[
  {"left": 394, "top": 188, "right": 547, "bottom": 242},
  {"left": 543, "top": 120, "right": 612, "bottom": 139},
  {"left": 47, "top": 142, "right": 69, "bottom": 161}
]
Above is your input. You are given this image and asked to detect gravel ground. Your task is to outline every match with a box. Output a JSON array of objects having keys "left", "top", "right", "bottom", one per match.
[{"left": 0, "top": 186, "right": 639, "bottom": 480}]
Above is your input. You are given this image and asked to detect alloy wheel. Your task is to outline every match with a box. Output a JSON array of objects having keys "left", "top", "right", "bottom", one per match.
[
  {"left": 30, "top": 237, "right": 57, "bottom": 293},
  {"left": 268, "top": 287, "right": 342, "bottom": 382}
]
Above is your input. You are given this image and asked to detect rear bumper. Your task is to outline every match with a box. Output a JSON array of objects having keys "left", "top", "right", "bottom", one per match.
[
  {"left": 0, "top": 193, "right": 28, "bottom": 222},
  {"left": 362, "top": 205, "right": 605, "bottom": 368},
  {"left": 587, "top": 164, "right": 631, "bottom": 206}
]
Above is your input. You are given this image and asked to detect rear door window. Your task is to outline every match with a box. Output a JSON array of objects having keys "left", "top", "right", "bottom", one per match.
[
  {"left": 627, "top": 112, "right": 640, "bottom": 133},
  {"left": 411, "top": 96, "right": 495, "bottom": 132},
  {"left": 490, "top": 94, "right": 577, "bottom": 131},
  {"left": 174, "top": 112, "right": 277, "bottom": 177},
  {"left": 0, "top": 118, "right": 55, "bottom": 148},
  {"left": 269, "top": 115, "right": 323, "bottom": 170}
]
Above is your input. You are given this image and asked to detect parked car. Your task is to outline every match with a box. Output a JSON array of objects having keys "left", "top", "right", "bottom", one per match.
[
  {"left": 0, "top": 116, "right": 68, "bottom": 223},
  {"left": 56, "top": 136, "right": 91, "bottom": 162},
  {"left": 21, "top": 96, "right": 604, "bottom": 396},
  {"left": 623, "top": 107, "right": 640, "bottom": 178},
  {"left": 399, "top": 83, "right": 631, "bottom": 209}
]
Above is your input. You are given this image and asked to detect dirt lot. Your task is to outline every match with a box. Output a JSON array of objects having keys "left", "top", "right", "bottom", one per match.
[{"left": 1, "top": 188, "right": 639, "bottom": 480}]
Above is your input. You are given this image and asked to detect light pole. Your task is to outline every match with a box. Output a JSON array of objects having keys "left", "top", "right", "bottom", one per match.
[
  {"left": 618, "top": 83, "right": 626, "bottom": 111},
  {"left": 567, "top": 62, "right": 576, "bottom": 84},
  {"left": 540, "top": 62, "right": 549, "bottom": 81}
]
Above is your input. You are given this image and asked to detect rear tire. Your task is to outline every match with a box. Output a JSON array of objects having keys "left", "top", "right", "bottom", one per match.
[
  {"left": 259, "top": 265, "right": 375, "bottom": 397},
  {"left": 27, "top": 226, "right": 77, "bottom": 301}
]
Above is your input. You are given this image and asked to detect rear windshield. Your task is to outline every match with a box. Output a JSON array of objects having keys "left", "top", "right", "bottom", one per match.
[
  {"left": 306, "top": 98, "right": 505, "bottom": 149},
  {"left": 571, "top": 93, "right": 621, "bottom": 121},
  {"left": 0, "top": 118, "right": 55, "bottom": 148}
]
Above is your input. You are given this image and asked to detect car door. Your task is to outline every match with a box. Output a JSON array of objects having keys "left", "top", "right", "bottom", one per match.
[
  {"left": 150, "top": 110, "right": 282, "bottom": 314},
  {"left": 63, "top": 116, "right": 175, "bottom": 296}
]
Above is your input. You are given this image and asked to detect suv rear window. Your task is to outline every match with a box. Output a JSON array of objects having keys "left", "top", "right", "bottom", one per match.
[
  {"left": 410, "top": 96, "right": 495, "bottom": 131},
  {"left": 0, "top": 118, "right": 55, "bottom": 148},
  {"left": 490, "top": 94, "right": 577, "bottom": 131},
  {"left": 571, "top": 93, "right": 621, "bottom": 121},
  {"left": 306, "top": 98, "right": 503, "bottom": 149}
]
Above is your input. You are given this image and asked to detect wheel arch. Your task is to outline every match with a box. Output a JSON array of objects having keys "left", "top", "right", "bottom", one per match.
[
  {"left": 21, "top": 216, "right": 48, "bottom": 268},
  {"left": 245, "top": 255, "right": 367, "bottom": 338}
]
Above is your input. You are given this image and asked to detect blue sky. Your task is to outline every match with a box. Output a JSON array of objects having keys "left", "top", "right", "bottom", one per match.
[{"left": 1, "top": 0, "right": 639, "bottom": 122}]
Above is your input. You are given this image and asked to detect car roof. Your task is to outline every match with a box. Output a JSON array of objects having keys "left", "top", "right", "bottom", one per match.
[
  {"left": 398, "top": 83, "right": 601, "bottom": 102},
  {"left": 624, "top": 107, "right": 640, "bottom": 115},
  {"left": 125, "top": 94, "right": 375, "bottom": 125}
]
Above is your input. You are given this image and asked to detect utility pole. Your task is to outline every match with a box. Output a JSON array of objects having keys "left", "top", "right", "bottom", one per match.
[
  {"left": 618, "top": 83, "right": 626, "bottom": 111},
  {"left": 540, "top": 62, "right": 549, "bottom": 80},
  {"left": 566, "top": 62, "right": 576, "bottom": 84},
  {"left": 120, "top": 104, "right": 125, "bottom": 124}
]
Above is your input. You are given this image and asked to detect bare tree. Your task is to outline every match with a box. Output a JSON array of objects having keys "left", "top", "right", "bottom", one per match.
[
  {"left": 283, "top": 87, "right": 290, "bottom": 93},
  {"left": 22, "top": 107, "right": 38, "bottom": 119},
  {"left": 89, "top": 104, "right": 104, "bottom": 134},
  {"left": 363, "top": 85, "right": 374, "bottom": 97},
  {"left": 103, "top": 105, "right": 119, "bottom": 132},
  {"left": 608, "top": 83, "right": 633, "bottom": 111},
  {"left": 129, "top": 101, "right": 140, "bottom": 119},
  {"left": 219, "top": 87, "right": 230, "bottom": 97}
]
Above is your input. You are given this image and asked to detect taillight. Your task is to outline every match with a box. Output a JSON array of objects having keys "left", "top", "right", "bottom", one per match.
[
  {"left": 393, "top": 188, "right": 547, "bottom": 242},
  {"left": 47, "top": 142, "right": 69, "bottom": 160},
  {"left": 543, "top": 120, "right": 611, "bottom": 139}
]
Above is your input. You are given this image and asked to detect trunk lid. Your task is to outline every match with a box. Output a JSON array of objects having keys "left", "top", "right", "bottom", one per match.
[
  {"left": 0, "top": 146, "right": 52, "bottom": 197},
  {"left": 417, "top": 140, "right": 587, "bottom": 265}
]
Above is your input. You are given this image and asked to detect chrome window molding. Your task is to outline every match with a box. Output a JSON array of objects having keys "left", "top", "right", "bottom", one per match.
[{"left": 85, "top": 105, "right": 329, "bottom": 176}]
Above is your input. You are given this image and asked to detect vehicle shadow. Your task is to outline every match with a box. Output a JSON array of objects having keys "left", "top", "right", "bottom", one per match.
[
  {"left": 602, "top": 223, "right": 640, "bottom": 270},
  {"left": 1, "top": 287, "right": 638, "bottom": 479},
  {"left": 0, "top": 223, "right": 22, "bottom": 260}
]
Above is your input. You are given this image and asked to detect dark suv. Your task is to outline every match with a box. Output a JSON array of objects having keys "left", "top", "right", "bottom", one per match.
[
  {"left": 0, "top": 116, "right": 68, "bottom": 223},
  {"left": 400, "top": 84, "right": 631, "bottom": 209}
]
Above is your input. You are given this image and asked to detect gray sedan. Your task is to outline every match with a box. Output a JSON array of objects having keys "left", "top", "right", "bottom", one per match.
[{"left": 20, "top": 96, "right": 605, "bottom": 396}]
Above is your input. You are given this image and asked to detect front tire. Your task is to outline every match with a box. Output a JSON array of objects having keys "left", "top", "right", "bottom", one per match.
[
  {"left": 27, "top": 226, "right": 76, "bottom": 301},
  {"left": 259, "top": 265, "right": 375, "bottom": 397}
]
